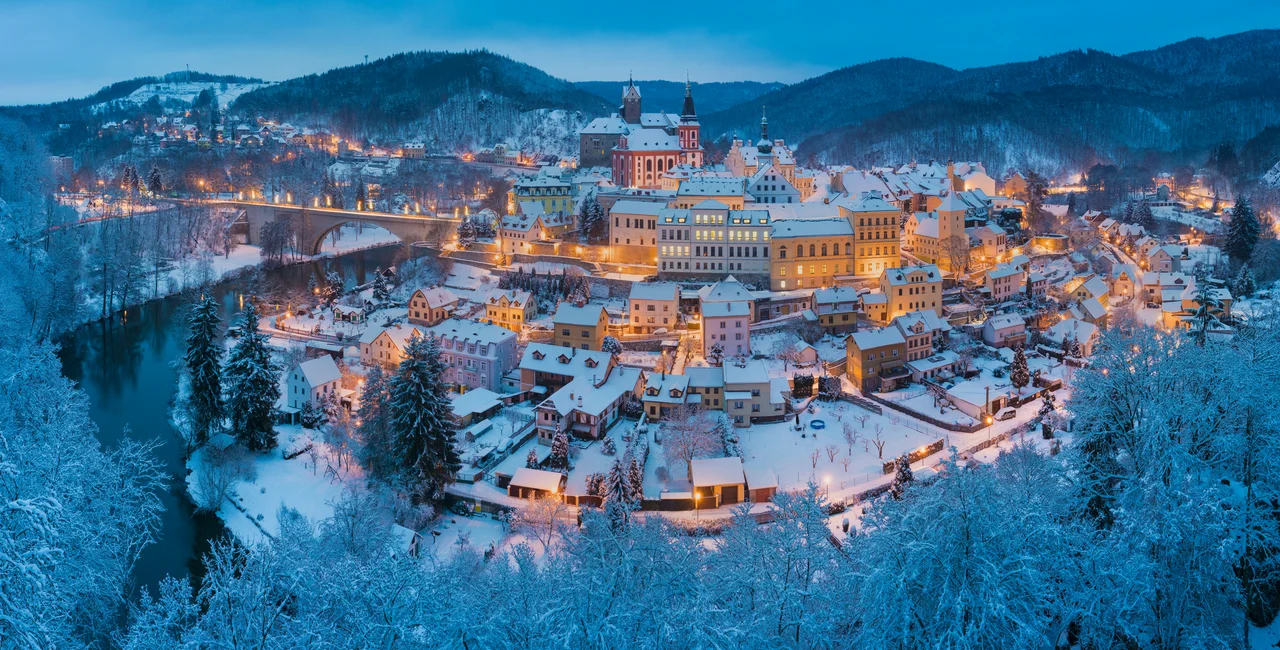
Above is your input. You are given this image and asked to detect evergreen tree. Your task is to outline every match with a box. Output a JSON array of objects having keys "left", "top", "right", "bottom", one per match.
[
  {"left": 357, "top": 364, "right": 395, "bottom": 480},
  {"left": 1122, "top": 201, "right": 1135, "bottom": 224},
  {"left": 525, "top": 448, "right": 540, "bottom": 469},
  {"left": 1225, "top": 195, "right": 1261, "bottom": 265},
  {"left": 889, "top": 454, "right": 914, "bottom": 500},
  {"left": 354, "top": 180, "right": 367, "bottom": 211},
  {"left": 548, "top": 427, "right": 570, "bottom": 471},
  {"left": 371, "top": 271, "right": 391, "bottom": 303},
  {"left": 1234, "top": 264, "right": 1257, "bottom": 298},
  {"left": 604, "top": 458, "right": 631, "bottom": 531},
  {"left": 223, "top": 301, "right": 280, "bottom": 451},
  {"left": 1134, "top": 200, "right": 1156, "bottom": 231},
  {"left": 1061, "top": 333, "right": 1076, "bottom": 357},
  {"left": 1065, "top": 192, "right": 1077, "bottom": 217},
  {"left": 387, "top": 333, "right": 459, "bottom": 502},
  {"left": 1010, "top": 345, "right": 1030, "bottom": 391},
  {"left": 601, "top": 335, "right": 623, "bottom": 357},
  {"left": 184, "top": 295, "right": 223, "bottom": 444},
  {"left": 147, "top": 166, "right": 163, "bottom": 196},
  {"left": 1190, "top": 269, "right": 1223, "bottom": 347},
  {"left": 626, "top": 455, "right": 644, "bottom": 504}
]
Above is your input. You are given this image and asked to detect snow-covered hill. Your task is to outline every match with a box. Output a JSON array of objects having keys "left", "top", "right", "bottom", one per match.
[{"left": 92, "top": 81, "right": 274, "bottom": 112}]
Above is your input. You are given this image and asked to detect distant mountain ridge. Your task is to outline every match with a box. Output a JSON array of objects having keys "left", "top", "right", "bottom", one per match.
[
  {"left": 703, "top": 30, "right": 1280, "bottom": 175},
  {"left": 573, "top": 80, "right": 784, "bottom": 116}
]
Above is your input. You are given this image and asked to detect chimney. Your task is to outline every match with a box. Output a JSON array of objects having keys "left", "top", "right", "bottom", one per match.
[{"left": 577, "top": 395, "right": 584, "bottom": 408}]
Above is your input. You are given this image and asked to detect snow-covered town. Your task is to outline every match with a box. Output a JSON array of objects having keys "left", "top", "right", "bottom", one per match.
[{"left": 11, "top": 7, "right": 1280, "bottom": 649}]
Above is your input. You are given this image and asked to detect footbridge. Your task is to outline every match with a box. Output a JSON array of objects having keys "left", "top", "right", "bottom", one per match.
[{"left": 223, "top": 201, "right": 460, "bottom": 255}]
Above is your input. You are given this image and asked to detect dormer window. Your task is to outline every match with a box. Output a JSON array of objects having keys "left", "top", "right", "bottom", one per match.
[{"left": 532, "top": 351, "right": 545, "bottom": 360}]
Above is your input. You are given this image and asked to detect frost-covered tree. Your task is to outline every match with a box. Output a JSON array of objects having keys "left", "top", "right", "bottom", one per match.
[
  {"left": 600, "top": 335, "right": 622, "bottom": 357},
  {"left": 604, "top": 458, "right": 631, "bottom": 531},
  {"left": 1134, "top": 199, "right": 1156, "bottom": 231},
  {"left": 356, "top": 364, "right": 396, "bottom": 480},
  {"left": 1189, "top": 269, "right": 1222, "bottom": 346},
  {"left": 547, "top": 426, "right": 570, "bottom": 471},
  {"left": 1234, "top": 263, "right": 1257, "bottom": 298},
  {"left": 147, "top": 165, "right": 163, "bottom": 196},
  {"left": 661, "top": 404, "right": 721, "bottom": 479},
  {"left": 1010, "top": 345, "right": 1030, "bottom": 391},
  {"left": 184, "top": 295, "right": 223, "bottom": 444},
  {"left": 525, "top": 447, "right": 540, "bottom": 469},
  {"left": 889, "top": 453, "right": 914, "bottom": 499},
  {"left": 1226, "top": 195, "right": 1261, "bottom": 265},
  {"left": 387, "top": 333, "right": 459, "bottom": 503},
  {"left": 626, "top": 454, "right": 644, "bottom": 503},
  {"left": 223, "top": 301, "right": 279, "bottom": 451}
]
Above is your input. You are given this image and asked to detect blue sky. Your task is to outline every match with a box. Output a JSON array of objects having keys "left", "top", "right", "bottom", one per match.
[{"left": 3, "top": 0, "right": 1280, "bottom": 105}]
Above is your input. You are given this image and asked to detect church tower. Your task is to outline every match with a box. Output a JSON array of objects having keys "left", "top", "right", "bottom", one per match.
[
  {"left": 678, "top": 79, "right": 701, "bottom": 166},
  {"left": 621, "top": 75, "right": 642, "bottom": 124}
]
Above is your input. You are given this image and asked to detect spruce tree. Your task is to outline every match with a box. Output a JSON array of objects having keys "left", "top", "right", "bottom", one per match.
[
  {"left": 525, "top": 448, "right": 540, "bottom": 469},
  {"left": 223, "top": 301, "right": 280, "bottom": 451},
  {"left": 147, "top": 166, "right": 163, "bottom": 196},
  {"left": 355, "top": 180, "right": 367, "bottom": 211},
  {"left": 548, "top": 427, "right": 570, "bottom": 471},
  {"left": 889, "top": 454, "right": 914, "bottom": 500},
  {"left": 357, "top": 364, "right": 395, "bottom": 480},
  {"left": 604, "top": 458, "right": 631, "bottom": 531},
  {"left": 1190, "top": 269, "right": 1222, "bottom": 347},
  {"left": 1010, "top": 345, "right": 1030, "bottom": 391},
  {"left": 387, "top": 333, "right": 459, "bottom": 503},
  {"left": 185, "top": 295, "right": 223, "bottom": 444},
  {"left": 1134, "top": 200, "right": 1156, "bottom": 231},
  {"left": 626, "top": 455, "right": 644, "bottom": 504},
  {"left": 1234, "top": 264, "right": 1257, "bottom": 298},
  {"left": 1225, "top": 195, "right": 1261, "bottom": 266}
]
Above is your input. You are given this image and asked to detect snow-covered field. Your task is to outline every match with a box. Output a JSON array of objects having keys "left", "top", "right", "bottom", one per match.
[{"left": 94, "top": 81, "right": 274, "bottom": 111}]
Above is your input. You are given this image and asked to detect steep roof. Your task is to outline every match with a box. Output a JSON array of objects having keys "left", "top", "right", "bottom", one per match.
[
  {"left": 850, "top": 327, "right": 906, "bottom": 350},
  {"left": 296, "top": 356, "right": 341, "bottom": 387},
  {"left": 552, "top": 303, "right": 606, "bottom": 327}
]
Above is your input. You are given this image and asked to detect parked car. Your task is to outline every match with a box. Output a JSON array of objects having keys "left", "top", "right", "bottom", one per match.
[{"left": 994, "top": 406, "right": 1018, "bottom": 421}]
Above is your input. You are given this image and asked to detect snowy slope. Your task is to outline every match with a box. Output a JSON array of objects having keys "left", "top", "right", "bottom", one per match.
[{"left": 92, "top": 81, "right": 274, "bottom": 112}]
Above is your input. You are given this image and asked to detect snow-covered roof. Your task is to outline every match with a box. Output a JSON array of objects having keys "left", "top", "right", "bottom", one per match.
[
  {"left": 609, "top": 200, "right": 667, "bottom": 217},
  {"left": 883, "top": 265, "right": 942, "bottom": 287},
  {"left": 771, "top": 218, "right": 853, "bottom": 238},
  {"left": 412, "top": 286, "right": 458, "bottom": 308},
  {"left": 1046, "top": 318, "right": 1098, "bottom": 345},
  {"left": 743, "top": 465, "right": 777, "bottom": 490},
  {"left": 359, "top": 323, "right": 425, "bottom": 348},
  {"left": 691, "top": 457, "right": 745, "bottom": 488},
  {"left": 723, "top": 359, "right": 770, "bottom": 385},
  {"left": 684, "top": 366, "right": 725, "bottom": 388},
  {"left": 814, "top": 286, "right": 860, "bottom": 306},
  {"left": 987, "top": 264, "right": 1022, "bottom": 281},
  {"left": 893, "top": 309, "right": 951, "bottom": 335},
  {"left": 698, "top": 276, "right": 753, "bottom": 303},
  {"left": 1077, "top": 297, "right": 1107, "bottom": 320},
  {"left": 703, "top": 301, "right": 751, "bottom": 318},
  {"left": 861, "top": 292, "right": 888, "bottom": 305},
  {"left": 629, "top": 282, "right": 680, "bottom": 302},
  {"left": 912, "top": 215, "right": 940, "bottom": 239},
  {"left": 644, "top": 373, "right": 692, "bottom": 404},
  {"left": 936, "top": 190, "right": 970, "bottom": 213},
  {"left": 483, "top": 288, "right": 532, "bottom": 308},
  {"left": 552, "top": 303, "right": 607, "bottom": 327},
  {"left": 450, "top": 388, "right": 502, "bottom": 419},
  {"left": 678, "top": 177, "right": 748, "bottom": 197},
  {"left": 510, "top": 467, "right": 564, "bottom": 492},
  {"left": 519, "top": 343, "right": 611, "bottom": 377},
  {"left": 984, "top": 313, "right": 1025, "bottom": 331},
  {"left": 851, "top": 327, "right": 906, "bottom": 350},
  {"left": 538, "top": 366, "right": 642, "bottom": 417},
  {"left": 429, "top": 318, "right": 517, "bottom": 348},
  {"left": 907, "top": 350, "right": 959, "bottom": 374},
  {"left": 1080, "top": 277, "right": 1109, "bottom": 298},
  {"left": 296, "top": 355, "right": 341, "bottom": 387}
]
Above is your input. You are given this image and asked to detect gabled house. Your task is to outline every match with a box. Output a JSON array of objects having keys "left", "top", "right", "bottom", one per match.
[
  {"left": 407, "top": 287, "right": 459, "bottom": 326},
  {"left": 534, "top": 366, "right": 643, "bottom": 443},
  {"left": 552, "top": 303, "right": 609, "bottom": 351},
  {"left": 846, "top": 327, "right": 909, "bottom": 393},
  {"left": 981, "top": 313, "right": 1027, "bottom": 348},
  {"left": 480, "top": 288, "right": 536, "bottom": 332},
  {"left": 359, "top": 324, "right": 425, "bottom": 368},
  {"left": 287, "top": 356, "right": 343, "bottom": 411},
  {"left": 642, "top": 373, "right": 693, "bottom": 420}
]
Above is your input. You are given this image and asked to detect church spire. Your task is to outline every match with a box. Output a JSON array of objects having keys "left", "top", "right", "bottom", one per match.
[
  {"left": 681, "top": 74, "right": 697, "bottom": 121},
  {"left": 757, "top": 106, "right": 772, "bottom": 154}
]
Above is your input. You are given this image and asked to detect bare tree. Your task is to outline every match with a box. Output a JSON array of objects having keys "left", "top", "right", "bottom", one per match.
[
  {"left": 661, "top": 404, "right": 721, "bottom": 479},
  {"left": 513, "top": 494, "right": 571, "bottom": 553},
  {"left": 772, "top": 338, "right": 802, "bottom": 371},
  {"left": 840, "top": 456, "right": 851, "bottom": 473},
  {"left": 872, "top": 429, "right": 887, "bottom": 460},
  {"left": 842, "top": 421, "right": 861, "bottom": 454},
  {"left": 854, "top": 414, "right": 871, "bottom": 429},
  {"left": 825, "top": 444, "right": 840, "bottom": 462},
  {"left": 810, "top": 449, "right": 821, "bottom": 469}
]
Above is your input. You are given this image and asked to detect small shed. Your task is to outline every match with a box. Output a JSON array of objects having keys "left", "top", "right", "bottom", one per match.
[
  {"left": 691, "top": 457, "right": 746, "bottom": 507},
  {"left": 507, "top": 467, "right": 566, "bottom": 500},
  {"left": 743, "top": 465, "right": 778, "bottom": 503},
  {"left": 390, "top": 524, "right": 423, "bottom": 558}
]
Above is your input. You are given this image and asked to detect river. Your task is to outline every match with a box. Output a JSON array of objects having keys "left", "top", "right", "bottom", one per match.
[{"left": 57, "top": 244, "right": 405, "bottom": 596}]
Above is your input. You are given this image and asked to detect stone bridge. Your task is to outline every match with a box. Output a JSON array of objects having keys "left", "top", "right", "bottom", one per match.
[{"left": 231, "top": 202, "right": 460, "bottom": 255}]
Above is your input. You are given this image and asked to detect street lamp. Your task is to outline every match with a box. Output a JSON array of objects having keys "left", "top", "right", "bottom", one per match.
[
  {"left": 694, "top": 493, "right": 700, "bottom": 520},
  {"left": 824, "top": 475, "right": 831, "bottom": 498}
]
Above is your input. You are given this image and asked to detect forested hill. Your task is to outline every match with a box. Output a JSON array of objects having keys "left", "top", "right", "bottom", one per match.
[
  {"left": 231, "top": 50, "right": 610, "bottom": 137},
  {"left": 702, "top": 30, "right": 1280, "bottom": 176},
  {"left": 0, "top": 71, "right": 263, "bottom": 127},
  {"left": 574, "top": 80, "right": 784, "bottom": 115}
]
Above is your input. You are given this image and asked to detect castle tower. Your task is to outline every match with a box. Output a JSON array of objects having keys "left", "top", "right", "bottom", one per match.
[
  {"left": 621, "top": 75, "right": 642, "bottom": 124},
  {"left": 757, "top": 107, "right": 772, "bottom": 154}
]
